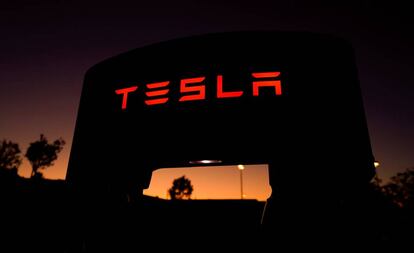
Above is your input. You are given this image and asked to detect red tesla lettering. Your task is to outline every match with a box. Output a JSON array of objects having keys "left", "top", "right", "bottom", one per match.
[
  {"left": 115, "top": 86, "right": 138, "bottom": 110},
  {"left": 217, "top": 75, "right": 243, "bottom": 98},
  {"left": 252, "top": 72, "right": 281, "bottom": 96},
  {"left": 145, "top": 81, "right": 170, "bottom": 106},
  {"left": 179, "top": 77, "right": 206, "bottom": 102},
  {"left": 115, "top": 71, "right": 282, "bottom": 108}
]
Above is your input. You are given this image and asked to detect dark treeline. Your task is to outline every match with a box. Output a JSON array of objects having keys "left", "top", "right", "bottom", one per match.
[
  {"left": 0, "top": 136, "right": 67, "bottom": 252},
  {"left": 1, "top": 137, "right": 413, "bottom": 251}
]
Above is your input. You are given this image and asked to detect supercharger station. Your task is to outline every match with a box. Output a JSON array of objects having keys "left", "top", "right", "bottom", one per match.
[{"left": 66, "top": 31, "right": 376, "bottom": 249}]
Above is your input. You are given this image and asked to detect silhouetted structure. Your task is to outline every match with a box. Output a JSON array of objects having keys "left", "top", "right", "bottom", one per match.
[{"left": 66, "top": 31, "right": 379, "bottom": 249}]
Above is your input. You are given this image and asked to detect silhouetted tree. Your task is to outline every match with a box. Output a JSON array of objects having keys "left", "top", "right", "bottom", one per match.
[
  {"left": 0, "top": 139, "right": 22, "bottom": 175},
  {"left": 25, "top": 134, "right": 65, "bottom": 178},
  {"left": 382, "top": 167, "right": 414, "bottom": 209},
  {"left": 168, "top": 175, "right": 193, "bottom": 200},
  {"left": 370, "top": 173, "right": 383, "bottom": 192}
]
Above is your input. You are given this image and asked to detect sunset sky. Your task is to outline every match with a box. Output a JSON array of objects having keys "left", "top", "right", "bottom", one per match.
[
  {"left": 144, "top": 165, "right": 271, "bottom": 201},
  {"left": 1, "top": 1, "right": 413, "bottom": 199}
]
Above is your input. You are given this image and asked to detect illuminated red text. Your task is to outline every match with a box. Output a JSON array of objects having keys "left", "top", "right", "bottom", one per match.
[
  {"left": 115, "top": 71, "right": 282, "bottom": 110},
  {"left": 115, "top": 86, "right": 138, "bottom": 109},
  {"left": 252, "top": 72, "right": 281, "bottom": 96},
  {"left": 179, "top": 77, "right": 206, "bottom": 102},
  {"left": 145, "top": 81, "right": 170, "bottom": 105}
]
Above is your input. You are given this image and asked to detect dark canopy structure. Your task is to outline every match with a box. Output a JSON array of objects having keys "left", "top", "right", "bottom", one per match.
[{"left": 66, "top": 31, "right": 376, "bottom": 247}]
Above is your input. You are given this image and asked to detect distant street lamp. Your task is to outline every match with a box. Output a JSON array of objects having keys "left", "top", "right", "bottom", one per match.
[
  {"left": 374, "top": 161, "right": 380, "bottom": 168},
  {"left": 238, "top": 165, "right": 245, "bottom": 200}
]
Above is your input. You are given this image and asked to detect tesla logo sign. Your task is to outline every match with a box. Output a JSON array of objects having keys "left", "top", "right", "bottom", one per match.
[{"left": 115, "top": 72, "right": 282, "bottom": 110}]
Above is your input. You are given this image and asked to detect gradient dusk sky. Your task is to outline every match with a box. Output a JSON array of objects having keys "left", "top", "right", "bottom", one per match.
[{"left": 1, "top": 1, "right": 413, "bottom": 191}]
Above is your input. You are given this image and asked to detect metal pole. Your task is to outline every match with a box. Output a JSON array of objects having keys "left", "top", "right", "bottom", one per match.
[{"left": 240, "top": 169, "right": 244, "bottom": 200}]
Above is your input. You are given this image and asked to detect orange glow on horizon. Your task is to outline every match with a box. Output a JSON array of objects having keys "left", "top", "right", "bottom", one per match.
[
  {"left": 17, "top": 146, "right": 70, "bottom": 180},
  {"left": 144, "top": 164, "right": 272, "bottom": 201}
]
